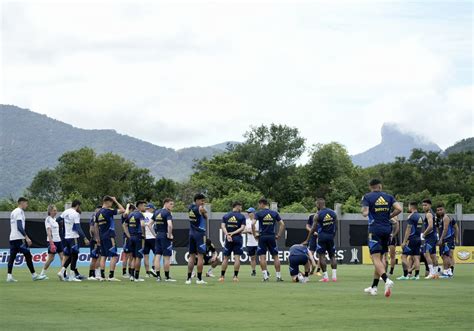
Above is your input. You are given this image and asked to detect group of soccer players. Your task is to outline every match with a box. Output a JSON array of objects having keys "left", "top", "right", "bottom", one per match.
[{"left": 6, "top": 179, "right": 461, "bottom": 298}]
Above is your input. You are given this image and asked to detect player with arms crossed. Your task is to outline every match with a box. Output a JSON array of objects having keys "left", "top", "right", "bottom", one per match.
[
  {"left": 219, "top": 201, "right": 246, "bottom": 282},
  {"left": 398, "top": 202, "right": 423, "bottom": 280},
  {"left": 421, "top": 199, "right": 439, "bottom": 279},
  {"left": 95, "top": 196, "right": 125, "bottom": 281},
  {"left": 252, "top": 198, "right": 286, "bottom": 282},
  {"left": 436, "top": 203, "right": 459, "bottom": 278},
  {"left": 7, "top": 197, "right": 47, "bottom": 282},
  {"left": 186, "top": 193, "right": 208, "bottom": 285},
  {"left": 361, "top": 179, "right": 402, "bottom": 297}
]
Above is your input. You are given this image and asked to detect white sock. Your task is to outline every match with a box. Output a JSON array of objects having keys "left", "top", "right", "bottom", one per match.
[
  {"left": 332, "top": 270, "right": 337, "bottom": 278},
  {"left": 263, "top": 270, "right": 269, "bottom": 278},
  {"left": 32, "top": 272, "right": 37, "bottom": 278},
  {"left": 323, "top": 271, "right": 328, "bottom": 278},
  {"left": 60, "top": 267, "right": 66, "bottom": 273},
  {"left": 41, "top": 268, "right": 46, "bottom": 275},
  {"left": 276, "top": 272, "right": 281, "bottom": 278},
  {"left": 95, "top": 269, "right": 101, "bottom": 278},
  {"left": 7, "top": 273, "right": 12, "bottom": 279},
  {"left": 428, "top": 264, "right": 434, "bottom": 274}
]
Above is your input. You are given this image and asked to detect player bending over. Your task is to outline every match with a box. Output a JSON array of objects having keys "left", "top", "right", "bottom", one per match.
[{"left": 288, "top": 244, "right": 316, "bottom": 283}]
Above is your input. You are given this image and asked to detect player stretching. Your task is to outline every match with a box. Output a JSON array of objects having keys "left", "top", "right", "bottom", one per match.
[
  {"left": 288, "top": 244, "right": 316, "bottom": 283},
  {"left": 143, "top": 203, "right": 158, "bottom": 278},
  {"left": 361, "top": 179, "right": 402, "bottom": 297},
  {"left": 95, "top": 196, "right": 125, "bottom": 281},
  {"left": 398, "top": 202, "right": 423, "bottom": 280},
  {"left": 306, "top": 198, "right": 338, "bottom": 282},
  {"left": 421, "top": 199, "right": 439, "bottom": 279},
  {"left": 40, "top": 205, "right": 63, "bottom": 279},
  {"left": 219, "top": 202, "right": 246, "bottom": 282},
  {"left": 186, "top": 193, "right": 208, "bottom": 285},
  {"left": 7, "top": 197, "right": 47, "bottom": 282},
  {"left": 436, "top": 204, "right": 459, "bottom": 278},
  {"left": 150, "top": 198, "right": 176, "bottom": 282},
  {"left": 244, "top": 207, "right": 258, "bottom": 276},
  {"left": 123, "top": 201, "right": 146, "bottom": 282},
  {"left": 252, "top": 198, "right": 285, "bottom": 282}
]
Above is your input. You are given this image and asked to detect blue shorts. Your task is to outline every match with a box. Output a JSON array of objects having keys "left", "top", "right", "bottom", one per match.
[
  {"left": 48, "top": 241, "right": 63, "bottom": 254},
  {"left": 223, "top": 237, "right": 243, "bottom": 257},
  {"left": 130, "top": 236, "right": 143, "bottom": 258},
  {"left": 423, "top": 235, "right": 438, "bottom": 255},
  {"left": 189, "top": 232, "right": 206, "bottom": 255},
  {"left": 89, "top": 240, "right": 100, "bottom": 259},
  {"left": 155, "top": 236, "right": 173, "bottom": 257},
  {"left": 9, "top": 239, "right": 30, "bottom": 255},
  {"left": 441, "top": 238, "right": 455, "bottom": 256},
  {"left": 368, "top": 230, "right": 391, "bottom": 255},
  {"left": 257, "top": 235, "right": 279, "bottom": 256},
  {"left": 100, "top": 237, "right": 118, "bottom": 257},
  {"left": 63, "top": 238, "right": 79, "bottom": 256},
  {"left": 143, "top": 239, "right": 156, "bottom": 255},
  {"left": 289, "top": 255, "right": 308, "bottom": 276},
  {"left": 308, "top": 235, "right": 317, "bottom": 252},
  {"left": 246, "top": 246, "right": 258, "bottom": 257},
  {"left": 316, "top": 234, "right": 336, "bottom": 257},
  {"left": 402, "top": 237, "right": 421, "bottom": 256}
]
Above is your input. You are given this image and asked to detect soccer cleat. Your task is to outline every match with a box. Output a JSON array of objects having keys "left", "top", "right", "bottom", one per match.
[
  {"left": 149, "top": 270, "right": 158, "bottom": 278},
  {"left": 251, "top": 270, "right": 256, "bottom": 277},
  {"left": 156, "top": 276, "right": 162, "bottom": 282},
  {"left": 6, "top": 277, "right": 18, "bottom": 282},
  {"left": 364, "top": 287, "right": 377, "bottom": 295},
  {"left": 319, "top": 278, "right": 329, "bottom": 282},
  {"left": 276, "top": 277, "right": 284, "bottom": 282},
  {"left": 88, "top": 276, "right": 98, "bottom": 281},
  {"left": 384, "top": 279, "right": 394, "bottom": 298},
  {"left": 425, "top": 274, "right": 435, "bottom": 280},
  {"left": 57, "top": 271, "right": 65, "bottom": 281},
  {"left": 196, "top": 279, "right": 207, "bottom": 285},
  {"left": 134, "top": 278, "right": 145, "bottom": 282},
  {"left": 165, "top": 278, "right": 177, "bottom": 282},
  {"left": 68, "top": 276, "right": 81, "bottom": 282},
  {"left": 122, "top": 273, "right": 130, "bottom": 279},
  {"left": 364, "top": 286, "right": 373, "bottom": 293},
  {"left": 262, "top": 277, "right": 270, "bottom": 282},
  {"left": 107, "top": 277, "right": 121, "bottom": 282},
  {"left": 191, "top": 272, "right": 196, "bottom": 278},
  {"left": 185, "top": 279, "right": 192, "bottom": 285},
  {"left": 218, "top": 276, "right": 225, "bottom": 283},
  {"left": 297, "top": 273, "right": 305, "bottom": 283},
  {"left": 75, "top": 275, "right": 86, "bottom": 280},
  {"left": 396, "top": 276, "right": 409, "bottom": 280},
  {"left": 332, "top": 278, "right": 337, "bottom": 282},
  {"left": 439, "top": 273, "right": 450, "bottom": 279},
  {"left": 316, "top": 272, "right": 322, "bottom": 277},
  {"left": 97, "top": 277, "right": 106, "bottom": 282},
  {"left": 33, "top": 274, "right": 47, "bottom": 281},
  {"left": 233, "top": 276, "right": 239, "bottom": 283},
  {"left": 206, "top": 271, "right": 215, "bottom": 278}
]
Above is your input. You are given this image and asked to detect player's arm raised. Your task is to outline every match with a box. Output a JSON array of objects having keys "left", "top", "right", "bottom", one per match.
[
  {"left": 199, "top": 205, "right": 208, "bottom": 219},
  {"left": 112, "top": 197, "right": 125, "bottom": 214}
]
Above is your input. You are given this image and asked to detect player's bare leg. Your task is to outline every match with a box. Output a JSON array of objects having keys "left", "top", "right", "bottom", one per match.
[
  {"left": 186, "top": 253, "right": 196, "bottom": 284},
  {"left": 233, "top": 255, "right": 241, "bottom": 282},
  {"left": 219, "top": 256, "right": 229, "bottom": 282},
  {"left": 259, "top": 254, "right": 269, "bottom": 281},
  {"left": 330, "top": 255, "right": 337, "bottom": 281},
  {"left": 196, "top": 253, "right": 206, "bottom": 284},
  {"left": 154, "top": 254, "right": 162, "bottom": 280},
  {"left": 273, "top": 254, "right": 283, "bottom": 281},
  {"left": 318, "top": 253, "right": 328, "bottom": 282}
]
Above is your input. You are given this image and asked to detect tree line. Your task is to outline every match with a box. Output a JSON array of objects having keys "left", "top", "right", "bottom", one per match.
[{"left": 1, "top": 124, "right": 473, "bottom": 213}]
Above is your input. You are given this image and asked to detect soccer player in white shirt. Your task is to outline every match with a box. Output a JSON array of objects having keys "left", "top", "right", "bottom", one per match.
[
  {"left": 243, "top": 207, "right": 259, "bottom": 276},
  {"left": 7, "top": 197, "right": 47, "bottom": 282},
  {"left": 57, "top": 200, "right": 89, "bottom": 282},
  {"left": 40, "top": 205, "right": 64, "bottom": 278},
  {"left": 143, "top": 203, "right": 158, "bottom": 278}
]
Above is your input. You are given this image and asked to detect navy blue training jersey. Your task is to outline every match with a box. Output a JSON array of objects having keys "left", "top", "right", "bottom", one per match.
[
  {"left": 255, "top": 208, "right": 282, "bottom": 236},
  {"left": 222, "top": 211, "right": 246, "bottom": 238},
  {"left": 316, "top": 208, "right": 337, "bottom": 235},
  {"left": 153, "top": 208, "right": 173, "bottom": 238},
  {"left": 424, "top": 210, "right": 437, "bottom": 238},
  {"left": 289, "top": 244, "right": 309, "bottom": 257},
  {"left": 188, "top": 204, "right": 206, "bottom": 234},
  {"left": 361, "top": 191, "right": 396, "bottom": 231},
  {"left": 126, "top": 211, "right": 144, "bottom": 236},
  {"left": 407, "top": 212, "right": 423, "bottom": 239},
  {"left": 441, "top": 217, "right": 456, "bottom": 240},
  {"left": 307, "top": 214, "right": 315, "bottom": 228},
  {"left": 96, "top": 208, "right": 118, "bottom": 239}
]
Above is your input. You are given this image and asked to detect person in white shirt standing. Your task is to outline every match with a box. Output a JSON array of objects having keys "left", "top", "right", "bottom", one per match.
[
  {"left": 57, "top": 200, "right": 89, "bottom": 282},
  {"left": 40, "top": 205, "right": 64, "bottom": 278},
  {"left": 143, "top": 203, "right": 158, "bottom": 278},
  {"left": 243, "top": 207, "right": 259, "bottom": 277},
  {"left": 7, "top": 197, "right": 47, "bottom": 282}
]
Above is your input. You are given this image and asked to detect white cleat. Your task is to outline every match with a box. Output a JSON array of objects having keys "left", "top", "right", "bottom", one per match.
[
  {"left": 165, "top": 278, "right": 177, "bottom": 282},
  {"left": 107, "top": 277, "right": 121, "bottom": 282},
  {"left": 196, "top": 279, "right": 208, "bottom": 285},
  {"left": 68, "top": 276, "right": 81, "bottom": 282},
  {"left": 122, "top": 273, "right": 130, "bottom": 279},
  {"left": 88, "top": 276, "right": 98, "bottom": 281},
  {"left": 206, "top": 272, "right": 215, "bottom": 278},
  {"left": 185, "top": 279, "right": 192, "bottom": 285},
  {"left": 134, "top": 278, "right": 145, "bottom": 282},
  {"left": 364, "top": 287, "right": 378, "bottom": 296},
  {"left": 6, "top": 277, "right": 18, "bottom": 282},
  {"left": 57, "top": 271, "right": 65, "bottom": 281},
  {"left": 384, "top": 279, "right": 394, "bottom": 297}
]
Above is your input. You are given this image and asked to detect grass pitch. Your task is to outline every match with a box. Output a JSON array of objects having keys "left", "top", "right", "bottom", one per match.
[{"left": 1, "top": 264, "right": 472, "bottom": 330}]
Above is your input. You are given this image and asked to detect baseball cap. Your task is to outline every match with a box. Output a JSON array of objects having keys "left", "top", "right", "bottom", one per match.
[
  {"left": 146, "top": 203, "right": 156, "bottom": 209},
  {"left": 246, "top": 207, "right": 256, "bottom": 213}
]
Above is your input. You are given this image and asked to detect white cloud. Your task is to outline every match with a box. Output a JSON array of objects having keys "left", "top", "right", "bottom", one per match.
[{"left": 1, "top": 1, "right": 472, "bottom": 153}]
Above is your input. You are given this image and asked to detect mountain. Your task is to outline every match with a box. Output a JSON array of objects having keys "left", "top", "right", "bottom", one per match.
[
  {"left": 351, "top": 123, "right": 442, "bottom": 167},
  {"left": 444, "top": 138, "right": 474, "bottom": 155},
  {"left": 0, "top": 105, "right": 231, "bottom": 197}
]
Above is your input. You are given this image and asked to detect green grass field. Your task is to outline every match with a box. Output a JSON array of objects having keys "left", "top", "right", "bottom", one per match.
[{"left": 1, "top": 264, "right": 473, "bottom": 330}]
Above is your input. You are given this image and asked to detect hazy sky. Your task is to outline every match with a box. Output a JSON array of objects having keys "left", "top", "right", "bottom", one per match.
[{"left": 1, "top": 0, "right": 472, "bottom": 153}]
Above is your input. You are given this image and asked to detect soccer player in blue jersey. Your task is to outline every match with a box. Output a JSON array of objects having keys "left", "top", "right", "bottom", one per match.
[
  {"left": 123, "top": 201, "right": 146, "bottom": 282},
  {"left": 421, "top": 199, "right": 439, "bottom": 279},
  {"left": 121, "top": 203, "right": 134, "bottom": 278},
  {"left": 149, "top": 198, "right": 176, "bottom": 282},
  {"left": 87, "top": 205, "right": 102, "bottom": 280},
  {"left": 305, "top": 213, "right": 319, "bottom": 275},
  {"left": 252, "top": 198, "right": 286, "bottom": 282},
  {"left": 219, "top": 201, "right": 246, "bottom": 282},
  {"left": 398, "top": 202, "right": 423, "bottom": 280},
  {"left": 186, "top": 193, "right": 208, "bottom": 285},
  {"left": 361, "top": 179, "right": 402, "bottom": 297},
  {"left": 288, "top": 244, "right": 316, "bottom": 283},
  {"left": 306, "top": 199, "right": 338, "bottom": 282},
  {"left": 436, "top": 204, "right": 459, "bottom": 278},
  {"left": 95, "top": 196, "right": 125, "bottom": 281}
]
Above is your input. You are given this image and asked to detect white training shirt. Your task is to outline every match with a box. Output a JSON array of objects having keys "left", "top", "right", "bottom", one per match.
[
  {"left": 143, "top": 211, "right": 156, "bottom": 239},
  {"left": 45, "top": 216, "right": 61, "bottom": 242},
  {"left": 61, "top": 208, "right": 80, "bottom": 239},
  {"left": 245, "top": 218, "right": 259, "bottom": 247},
  {"left": 10, "top": 207, "right": 26, "bottom": 241}
]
